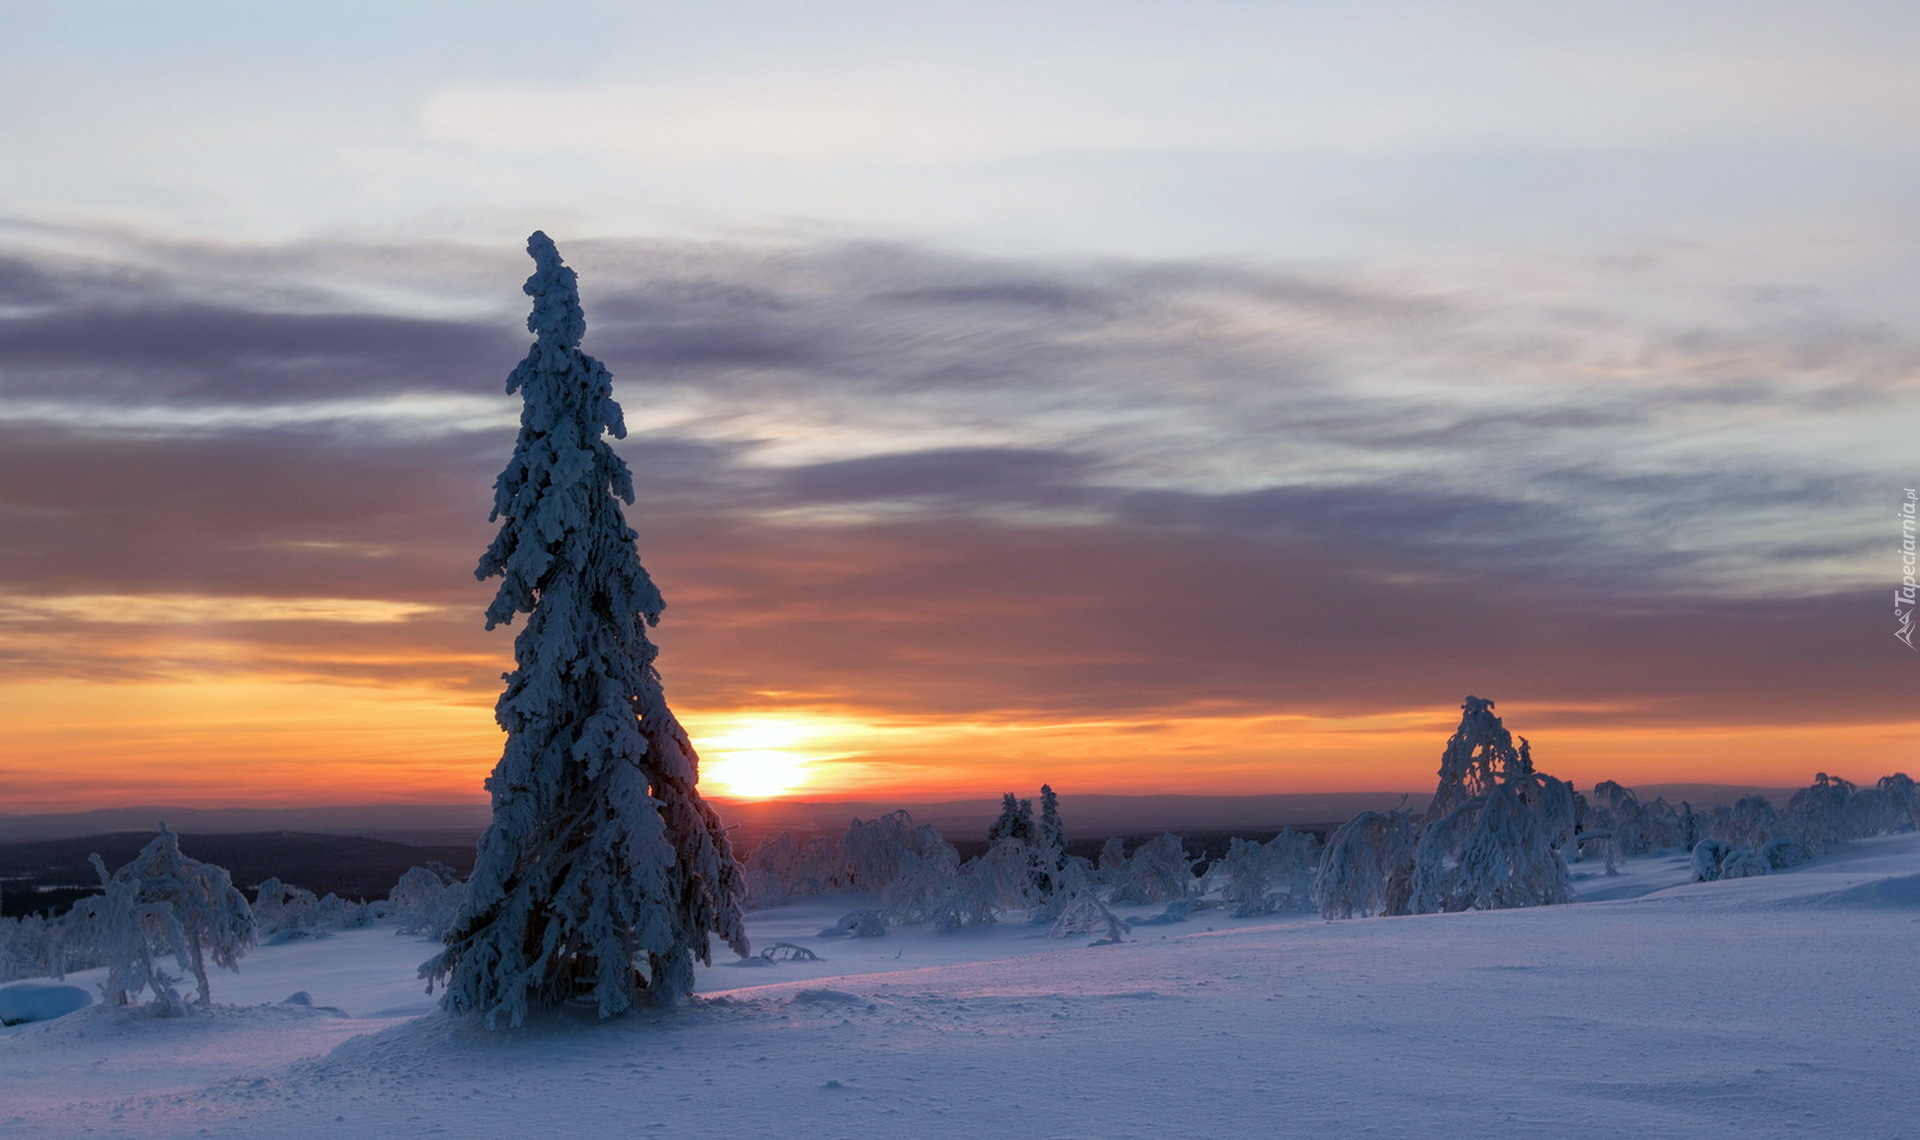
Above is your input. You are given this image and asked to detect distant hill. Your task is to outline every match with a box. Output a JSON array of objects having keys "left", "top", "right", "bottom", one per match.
[
  {"left": 0, "top": 831, "right": 475, "bottom": 919},
  {"left": 0, "top": 785, "right": 1800, "bottom": 850}
]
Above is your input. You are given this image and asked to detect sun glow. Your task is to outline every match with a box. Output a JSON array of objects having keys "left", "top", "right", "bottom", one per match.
[{"left": 693, "top": 714, "right": 841, "bottom": 799}]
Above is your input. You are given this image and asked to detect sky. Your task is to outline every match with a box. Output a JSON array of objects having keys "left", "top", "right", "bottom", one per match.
[{"left": 0, "top": 1, "right": 1915, "bottom": 809}]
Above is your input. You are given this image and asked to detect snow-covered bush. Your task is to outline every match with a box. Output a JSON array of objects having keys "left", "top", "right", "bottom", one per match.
[
  {"left": 1718, "top": 848, "right": 1771, "bottom": 879},
  {"left": 1048, "top": 895, "right": 1129, "bottom": 944},
  {"left": 252, "top": 878, "right": 373, "bottom": 940},
  {"left": 1096, "top": 836, "right": 1129, "bottom": 885},
  {"left": 1711, "top": 795, "right": 1779, "bottom": 851},
  {"left": 1783, "top": 773, "right": 1855, "bottom": 854},
  {"left": 0, "top": 914, "right": 62, "bottom": 982},
  {"left": 1690, "top": 838, "right": 1734, "bottom": 882},
  {"left": 1107, "top": 833, "right": 1196, "bottom": 905},
  {"left": 948, "top": 837, "right": 1043, "bottom": 928},
  {"left": 844, "top": 810, "right": 955, "bottom": 895},
  {"left": 824, "top": 909, "right": 887, "bottom": 938},
  {"left": 742, "top": 831, "right": 848, "bottom": 906},
  {"left": 252, "top": 877, "right": 320, "bottom": 936},
  {"left": 1876, "top": 773, "right": 1918, "bottom": 831},
  {"left": 430, "top": 234, "right": 748, "bottom": 1028},
  {"left": 1760, "top": 837, "right": 1811, "bottom": 871},
  {"left": 1218, "top": 829, "right": 1320, "bottom": 916},
  {"left": 1781, "top": 767, "right": 1858, "bottom": 848},
  {"left": 1316, "top": 810, "right": 1417, "bottom": 919},
  {"left": 57, "top": 825, "right": 255, "bottom": 1016},
  {"left": 879, "top": 840, "right": 964, "bottom": 925},
  {"left": 388, "top": 865, "right": 466, "bottom": 939}
]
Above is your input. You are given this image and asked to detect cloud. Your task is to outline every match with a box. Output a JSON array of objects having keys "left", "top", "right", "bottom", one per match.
[{"left": 0, "top": 225, "right": 1909, "bottom": 746}]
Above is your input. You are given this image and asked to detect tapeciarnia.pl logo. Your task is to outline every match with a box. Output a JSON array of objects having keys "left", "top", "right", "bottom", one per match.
[{"left": 1899, "top": 488, "right": 1917, "bottom": 650}]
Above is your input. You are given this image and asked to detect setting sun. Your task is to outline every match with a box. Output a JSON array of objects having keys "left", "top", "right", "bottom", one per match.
[{"left": 693, "top": 714, "right": 839, "bottom": 799}]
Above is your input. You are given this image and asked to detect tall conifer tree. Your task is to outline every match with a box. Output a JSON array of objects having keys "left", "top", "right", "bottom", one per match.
[{"left": 426, "top": 233, "right": 748, "bottom": 1028}]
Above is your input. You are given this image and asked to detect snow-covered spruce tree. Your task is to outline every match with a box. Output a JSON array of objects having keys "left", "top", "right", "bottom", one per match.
[
  {"left": 987, "top": 793, "right": 1037, "bottom": 846},
  {"left": 426, "top": 233, "right": 748, "bottom": 1028},
  {"left": 1038, "top": 785, "right": 1065, "bottom": 855},
  {"left": 57, "top": 825, "right": 254, "bottom": 1015}
]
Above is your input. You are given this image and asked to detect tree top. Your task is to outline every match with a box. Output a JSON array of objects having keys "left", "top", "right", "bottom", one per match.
[{"left": 523, "top": 231, "right": 586, "bottom": 348}]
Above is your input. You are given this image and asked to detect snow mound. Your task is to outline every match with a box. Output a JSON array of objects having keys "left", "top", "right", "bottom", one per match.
[
  {"left": 0, "top": 982, "right": 93, "bottom": 1025},
  {"left": 1797, "top": 872, "right": 1920, "bottom": 910},
  {"left": 789, "top": 988, "right": 865, "bottom": 1006}
]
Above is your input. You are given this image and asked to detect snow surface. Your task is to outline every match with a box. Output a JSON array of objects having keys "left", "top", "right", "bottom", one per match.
[{"left": 6, "top": 833, "right": 1920, "bottom": 1137}]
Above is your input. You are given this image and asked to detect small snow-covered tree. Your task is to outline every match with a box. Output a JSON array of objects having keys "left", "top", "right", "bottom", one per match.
[
  {"left": 58, "top": 825, "right": 254, "bottom": 1015},
  {"left": 427, "top": 234, "right": 748, "bottom": 1028}
]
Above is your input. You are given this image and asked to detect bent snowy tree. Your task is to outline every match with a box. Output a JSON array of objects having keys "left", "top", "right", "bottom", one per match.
[
  {"left": 1318, "top": 696, "right": 1576, "bottom": 918},
  {"left": 426, "top": 233, "right": 748, "bottom": 1028}
]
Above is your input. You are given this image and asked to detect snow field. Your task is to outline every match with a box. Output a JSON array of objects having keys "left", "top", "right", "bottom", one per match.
[{"left": 5, "top": 833, "right": 1918, "bottom": 1138}]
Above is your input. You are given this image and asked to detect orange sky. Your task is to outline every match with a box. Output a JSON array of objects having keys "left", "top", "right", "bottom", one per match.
[{"left": 5, "top": 667, "right": 1914, "bottom": 811}]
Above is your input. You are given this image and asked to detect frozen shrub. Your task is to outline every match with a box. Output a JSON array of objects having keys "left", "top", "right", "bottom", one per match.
[
  {"left": 0, "top": 914, "right": 62, "bottom": 982},
  {"left": 1712, "top": 795, "right": 1779, "bottom": 851},
  {"left": 58, "top": 826, "right": 255, "bottom": 1016},
  {"left": 880, "top": 841, "right": 963, "bottom": 925},
  {"left": 1219, "top": 829, "right": 1321, "bottom": 916},
  {"left": 251, "top": 877, "right": 320, "bottom": 936},
  {"left": 1047, "top": 895, "right": 1129, "bottom": 944},
  {"left": 1783, "top": 773, "right": 1855, "bottom": 854},
  {"left": 1877, "top": 773, "right": 1918, "bottom": 831},
  {"left": 950, "top": 838, "right": 1043, "bottom": 928},
  {"left": 1108, "top": 833, "right": 1195, "bottom": 905},
  {"left": 389, "top": 865, "right": 466, "bottom": 939},
  {"left": 844, "top": 810, "right": 952, "bottom": 893},
  {"left": 1760, "top": 837, "right": 1812, "bottom": 871},
  {"left": 742, "top": 832, "right": 848, "bottom": 906},
  {"left": 825, "top": 909, "right": 887, "bottom": 938},
  {"left": 1691, "top": 838, "right": 1734, "bottom": 882},
  {"left": 1718, "top": 848, "right": 1771, "bottom": 879}
]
